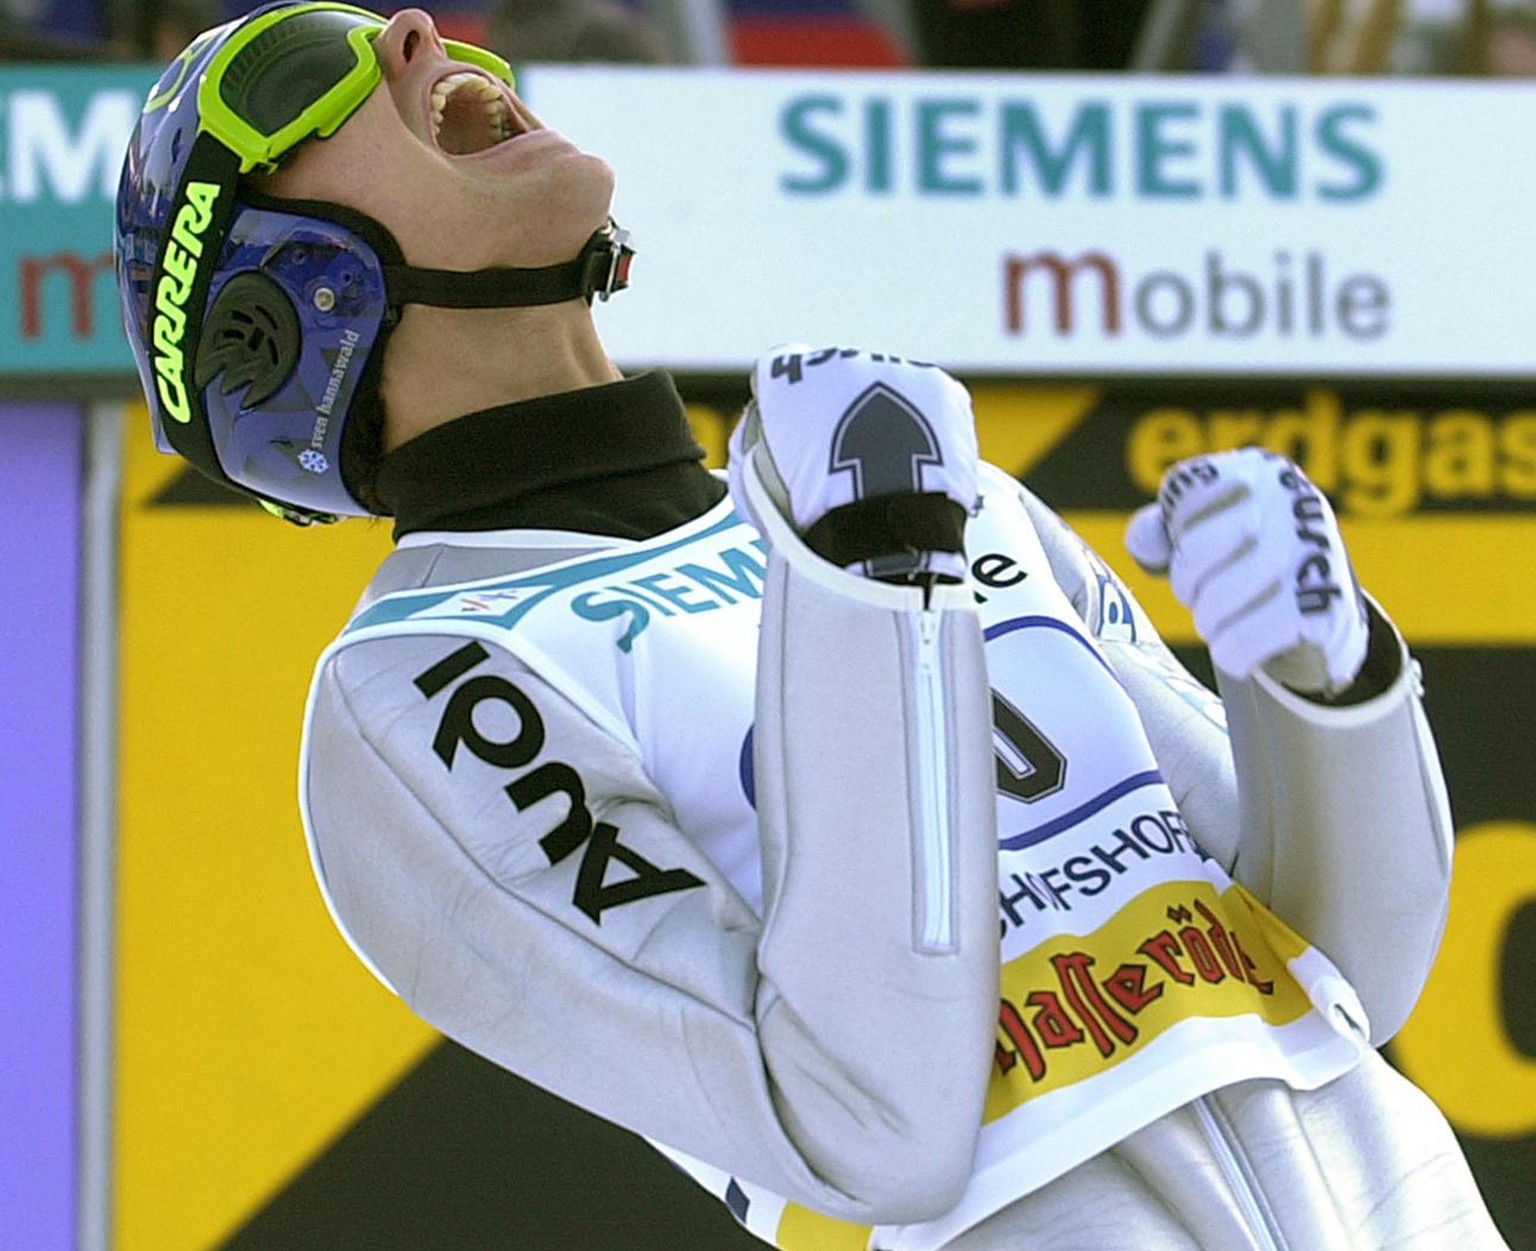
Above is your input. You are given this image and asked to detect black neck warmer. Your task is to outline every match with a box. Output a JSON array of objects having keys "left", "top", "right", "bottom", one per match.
[{"left": 374, "top": 371, "right": 726, "bottom": 541}]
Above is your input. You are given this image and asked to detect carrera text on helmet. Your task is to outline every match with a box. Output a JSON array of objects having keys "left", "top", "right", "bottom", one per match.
[{"left": 151, "top": 179, "right": 223, "bottom": 424}]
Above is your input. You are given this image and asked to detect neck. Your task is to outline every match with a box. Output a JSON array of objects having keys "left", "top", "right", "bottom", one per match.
[{"left": 379, "top": 299, "right": 622, "bottom": 452}]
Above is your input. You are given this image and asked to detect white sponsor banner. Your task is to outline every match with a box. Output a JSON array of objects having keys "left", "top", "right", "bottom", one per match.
[{"left": 519, "top": 68, "right": 1536, "bottom": 376}]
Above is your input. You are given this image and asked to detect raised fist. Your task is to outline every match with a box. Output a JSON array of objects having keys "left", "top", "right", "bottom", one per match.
[
  {"left": 728, "top": 346, "right": 980, "bottom": 581},
  {"left": 1125, "top": 448, "right": 1369, "bottom": 694}
]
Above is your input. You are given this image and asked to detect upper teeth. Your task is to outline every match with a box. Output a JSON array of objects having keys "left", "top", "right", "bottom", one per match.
[{"left": 430, "top": 71, "right": 512, "bottom": 144}]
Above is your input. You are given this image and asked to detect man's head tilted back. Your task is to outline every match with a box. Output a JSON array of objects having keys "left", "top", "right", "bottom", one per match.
[{"left": 115, "top": 2, "right": 634, "bottom": 524}]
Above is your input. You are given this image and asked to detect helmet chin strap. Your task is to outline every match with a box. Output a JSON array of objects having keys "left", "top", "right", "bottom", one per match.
[
  {"left": 381, "top": 222, "right": 634, "bottom": 315},
  {"left": 239, "top": 186, "right": 635, "bottom": 316}
]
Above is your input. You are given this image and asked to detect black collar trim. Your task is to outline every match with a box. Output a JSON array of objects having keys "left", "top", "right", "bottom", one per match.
[{"left": 375, "top": 371, "right": 725, "bottom": 540}]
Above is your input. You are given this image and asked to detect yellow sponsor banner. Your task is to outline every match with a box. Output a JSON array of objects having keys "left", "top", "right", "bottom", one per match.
[
  {"left": 1119, "top": 390, "right": 1536, "bottom": 520},
  {"left": 986, "top": 881, "right": 1314, "bottom": 1119}
]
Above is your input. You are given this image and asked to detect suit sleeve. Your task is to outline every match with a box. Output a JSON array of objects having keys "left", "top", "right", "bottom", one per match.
[
  {"left": 1011, "top": 478, "right": 1453, "bottom": 1045},
  {"left": 1213, "top": 609, "right": 1454, "bottom": 1044},
  {"left": 301, "top": 527, "right": 998, "bottom": 1225}
]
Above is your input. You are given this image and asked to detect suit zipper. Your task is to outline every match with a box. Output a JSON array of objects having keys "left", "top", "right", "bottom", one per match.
[
  {"left": 1192, "top": 1095, "right": 1286, "bottom": 1251},
  {"left": 913, "top": 609, "right": 956, "bottom": 953}
]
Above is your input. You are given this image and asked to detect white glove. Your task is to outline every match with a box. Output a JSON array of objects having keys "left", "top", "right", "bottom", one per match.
[
  {"left": 1124, "top": 448, "right": 1369, "bottom": 694},
  {"left": 728, "top": 345, "right": 981, "bottom": 581}
]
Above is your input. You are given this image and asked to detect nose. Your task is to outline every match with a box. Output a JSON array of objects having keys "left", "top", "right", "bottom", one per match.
[{"left": 372, "top": 8, "right": 446, "bottom": 78}]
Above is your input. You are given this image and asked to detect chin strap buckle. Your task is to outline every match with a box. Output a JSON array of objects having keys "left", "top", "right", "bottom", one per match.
[{"left": 584, "top": 224, "right": 635, "bottom": 303}]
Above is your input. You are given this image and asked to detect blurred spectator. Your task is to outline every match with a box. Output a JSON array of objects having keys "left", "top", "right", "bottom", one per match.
[
  {"left": 1481, "top": 2, "right": 1536, "bottom": 70},
  {"left": 0, "top": 0, "right": 109, "bottom": 57},
  {"left": 1350, "top": 0, "right": 1536, "bottom": 75},
  {"left": 1443, "top": 0, "right": 1536, "bottom": 73},
  {"left": 1310, "top": 0, "right": 1404, "bottom": 73},
  {"left": 908, "top": 0, "right": 1153, "bottom": 69},
  {"left": 488, "top": 0, "right": 671, "bottom": 62}
]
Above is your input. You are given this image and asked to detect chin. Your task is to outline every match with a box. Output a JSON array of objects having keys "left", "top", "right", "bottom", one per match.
[
  {"left": 522, "top": 166, "right": 618, "bottom": 265},
  {"left": 565, "top": 152, "right": 617, "bottom": 228}
]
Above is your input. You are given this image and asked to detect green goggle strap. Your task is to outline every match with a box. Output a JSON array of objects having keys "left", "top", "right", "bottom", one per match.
[{"left": 196, "top": 1, "right": 515, "bottom": 174}]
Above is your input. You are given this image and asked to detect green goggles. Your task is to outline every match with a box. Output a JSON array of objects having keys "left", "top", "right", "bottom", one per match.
[{"left": 180, "top": 2, "right": 516, "bottom": 174}]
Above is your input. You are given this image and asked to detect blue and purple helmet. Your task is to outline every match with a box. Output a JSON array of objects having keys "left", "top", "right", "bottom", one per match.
[{"left": 115, "top": 1, "right": 633, "bottom": 524}]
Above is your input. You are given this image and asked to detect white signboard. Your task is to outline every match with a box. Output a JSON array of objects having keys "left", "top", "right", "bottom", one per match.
[{"left": 519, "top": 67, "right": 1535, "bottom": 376}]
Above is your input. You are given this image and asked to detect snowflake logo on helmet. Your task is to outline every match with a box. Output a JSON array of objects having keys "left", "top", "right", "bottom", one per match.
[{"left": 299, "top": 449, "right": 329, "bottom": 474}]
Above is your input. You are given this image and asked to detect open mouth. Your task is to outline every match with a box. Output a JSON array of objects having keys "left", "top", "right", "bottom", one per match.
[{"left": 430, "top": 71, "right": 520, "bottom": 155}]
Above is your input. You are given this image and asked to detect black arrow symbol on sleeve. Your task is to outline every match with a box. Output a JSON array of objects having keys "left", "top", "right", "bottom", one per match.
[
  {"left": 829, "top": 382, "right": 944, "bottom": 499},
  {"left": 826, "top": 382, "right": 950, "bottom": 580}
]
